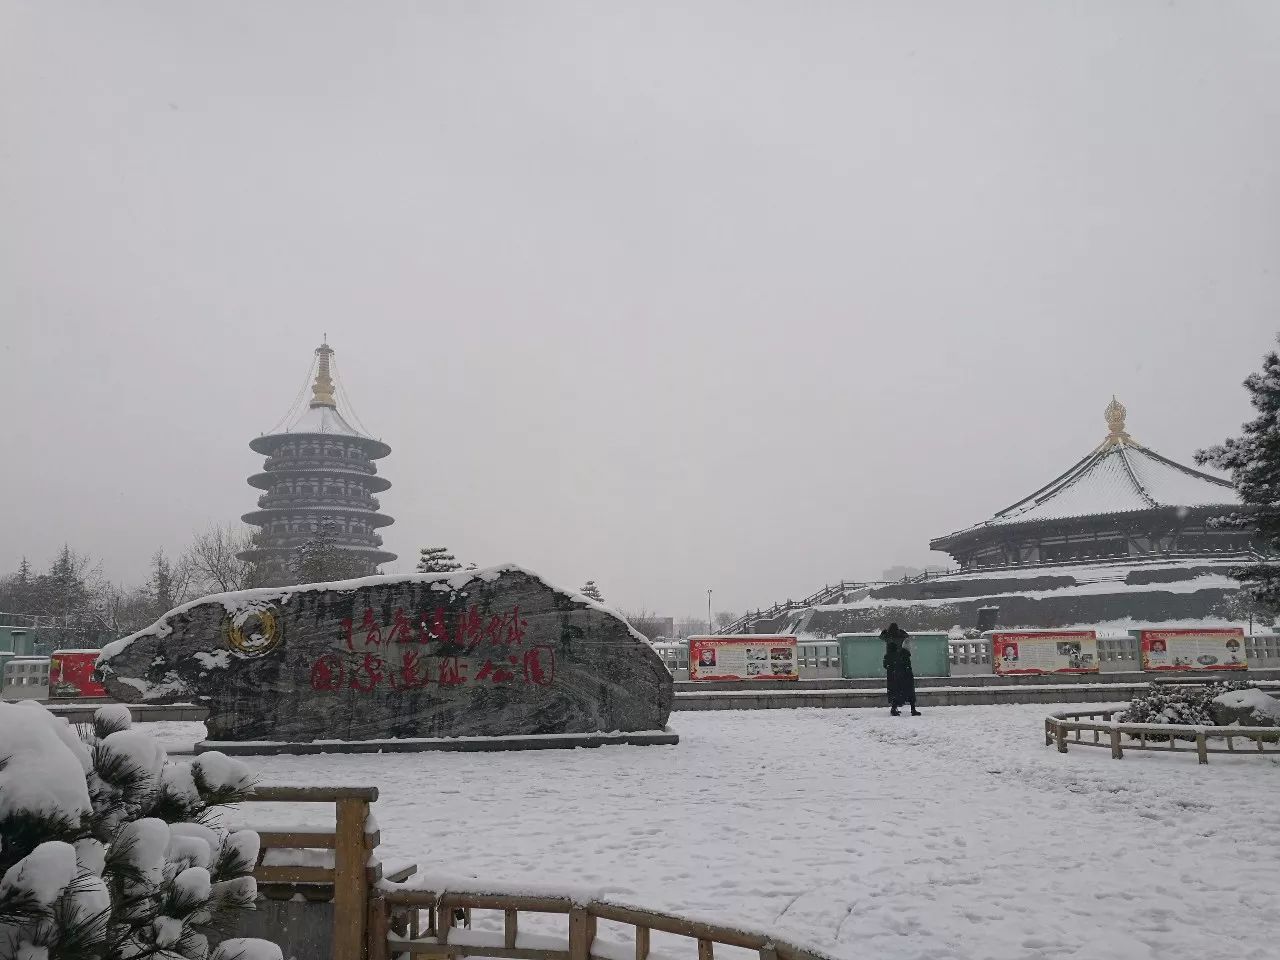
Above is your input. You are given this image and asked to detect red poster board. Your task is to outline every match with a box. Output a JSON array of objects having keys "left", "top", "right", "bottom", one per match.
[
  {"left": 1139, "top": 628, "right": 1246, "bottom": 672},
  {"left": 50, "top": 650, "right": 107, "bottom": 698},
  {"left": 990, "top": 630, "right": 1099, "bottom": 676},
  {"left": 688, "top": 636, "right": 798, "bottom": 681}
]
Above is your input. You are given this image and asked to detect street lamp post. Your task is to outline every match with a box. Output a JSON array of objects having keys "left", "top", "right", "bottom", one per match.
[{"left": 707, "top": 589, "right": 713, "bottom": 635}]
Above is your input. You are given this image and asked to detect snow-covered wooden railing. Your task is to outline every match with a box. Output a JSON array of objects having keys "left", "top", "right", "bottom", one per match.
[
  {"left": 1044, "top": 708, "right": 1280, "bottom": 764},
  {"left": 372, "top": 886, "right": 838, "bottom": 960},
  {"left": 242, "top": 785, "right": 388, "bottom": 960}
]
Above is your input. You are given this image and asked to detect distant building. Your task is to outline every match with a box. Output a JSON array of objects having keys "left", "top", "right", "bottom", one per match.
[
  {"left": 731, "top": 400, "right": 1261, "bottom": 635},
  {"left": 929, "top": 397, "right": 1254, "bottom": 568},
  {"left": 629, "top": 616, "right": 676, "bottom": 641},
  {"left": 239, "top": 342, "right": 396, "bottom": 582}
]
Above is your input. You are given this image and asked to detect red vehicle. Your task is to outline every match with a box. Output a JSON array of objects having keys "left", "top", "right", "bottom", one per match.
[{"left": 49, "top": 649, "right": 107, "bottom": 698}]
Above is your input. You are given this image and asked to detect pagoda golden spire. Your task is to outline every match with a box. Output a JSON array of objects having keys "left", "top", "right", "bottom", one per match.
[
  {"left": 309, "top": 340, "right": 337, "bottom": 408},
  {"left": 1100, "top": 395, "right": 1132, "bottom": 448}
]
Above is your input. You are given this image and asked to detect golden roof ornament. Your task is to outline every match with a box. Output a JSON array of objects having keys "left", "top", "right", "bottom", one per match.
[
  {"left": 309, "top": 340, "right": 337, "bottom": 409},
  {"left": 1101, "top": 395, "right": 1131, "bottom": 448}
]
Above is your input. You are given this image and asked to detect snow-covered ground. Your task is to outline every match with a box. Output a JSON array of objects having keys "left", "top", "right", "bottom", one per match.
[{"left": 141, "top": 707, "right": 1279, "bottom": 960}]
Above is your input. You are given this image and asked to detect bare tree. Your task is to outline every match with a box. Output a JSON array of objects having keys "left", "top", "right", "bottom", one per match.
[
  {"left": 184, "top": 523, "right": 256, "bottom": 594},
  {"left": 714, "top": 610, "right": 738, "bottom": 630},
  {"left": 675, "top": 616, "right": 710, "bottom": 638}
]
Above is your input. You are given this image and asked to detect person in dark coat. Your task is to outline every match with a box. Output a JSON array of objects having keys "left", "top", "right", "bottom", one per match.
[{"left": 881, "top": 623, "right": 920, "bottom": 716}]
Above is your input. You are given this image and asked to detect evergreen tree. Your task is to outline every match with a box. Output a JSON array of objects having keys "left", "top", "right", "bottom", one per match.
[
  {"left": 1223, "top": 590, "right": 1276, "bottom": 633},
  {"left": 149, "top": 551, "right": 176, "bottom": 616},
  {"left": 0, "top": 701, "right": 277, "bottom": 959},
  {"left": 15, "top": 556, "right": 34, "bottom": 612},
  {"left": 417, "top": 547, "right": 461, "bottom": 574},
  {"left": 0, "top": 558, "right": 37, "bottom": 619},
  {"left": 39, "top": 545, "right": 92, "bottom": 627},
  {"left": 289, "top": 519, "right": 367, "bottom": 585},
  {"left": 580, "top": 581, "right": 604, "bottom": 604},
  {"left": 1197, "top": 337, "right": 1280, "bottom": 611}
]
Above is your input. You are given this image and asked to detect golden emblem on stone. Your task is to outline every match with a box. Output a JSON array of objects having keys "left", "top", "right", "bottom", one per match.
[{"left": 226, "top": 606, "right": 281, "bottom": 657}]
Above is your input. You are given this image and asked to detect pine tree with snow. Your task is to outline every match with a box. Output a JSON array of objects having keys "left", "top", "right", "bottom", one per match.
[
  {"left": 1197, "top": 338, "right": 1280, "bottom": 612},
  {"left": 289, "top": 519, "right": 367, "bottom": 585},
  {"left": 416, "top": 547, "right": 461, "bottom": 574},
  {"left": 0, "top": 701, "right": 279, "bottom": 960},
  {"left": 580, "top": 581, "right": 604, "bottom": 604}
]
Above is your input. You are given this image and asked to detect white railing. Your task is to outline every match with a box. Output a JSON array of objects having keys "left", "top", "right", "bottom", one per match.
[
  {"left": 1246, "top": 634, "right": 1280, "bottom": 665},
  {"left": 651, "top": 641, "right": 842, "bottom": 678},
  {"left": 1095, "top": 636, "right": 1139, "bottom": 664},
  {"left": 2, "top": 656, "right": 51, "bottom": 700},
  {"left": 795, "top": 641, "right": 841, "bottom": 677},
  {"left": 650, "top": 643, "right": 689, "bottom": 674},
  {"left": 947, "top": 640, "right": 990, "bottom": 676}
]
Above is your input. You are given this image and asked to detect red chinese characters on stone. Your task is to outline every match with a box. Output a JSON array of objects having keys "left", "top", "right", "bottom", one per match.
[
  {"left": 309, "top": 654, "right": 345, "bottom": 692},
  {"left": 307, "top": 647, "right": 556, "bottom": 694},
  {"left": 309, "top": 603, "right": 553, "bottom": 694},
  {"left": 340, "top": 604, "right": 530, "bottom": 652}
]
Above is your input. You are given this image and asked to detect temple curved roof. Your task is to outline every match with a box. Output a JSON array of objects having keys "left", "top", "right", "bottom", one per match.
[{"left": 934, "top": 399, "right": 1239, "bottom": 545}]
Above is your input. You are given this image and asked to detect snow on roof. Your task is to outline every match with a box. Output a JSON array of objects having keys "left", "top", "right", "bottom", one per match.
[
  {"left": 941, "top": 439, "right": 1237, "bottom": 540},
  {"left": 810, "top": 571, "right": 1240, "bottom": 611},
  {"left": 933, "top": 401, "right": 1242, "bottom": 545},
  {"left": 281, "top": 403, "right": 369, "bottom": 439}
]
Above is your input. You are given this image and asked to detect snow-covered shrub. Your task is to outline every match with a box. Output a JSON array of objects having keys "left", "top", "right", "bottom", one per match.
[
  {"left": 1119, "top": 681, "right": 1252, "bottom": 741},
  {"left": 0, "top": 700, "right": 275, "bottom": 959}
]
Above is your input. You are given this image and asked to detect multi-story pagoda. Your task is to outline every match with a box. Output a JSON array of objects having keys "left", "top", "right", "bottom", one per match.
[{"left": 239, "top": 342, "right": 395, "bottom": 582}]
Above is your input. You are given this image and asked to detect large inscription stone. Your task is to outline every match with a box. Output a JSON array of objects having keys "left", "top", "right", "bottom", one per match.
[{"left": 97, "top": 566, "right": 673, "bottom": 742}]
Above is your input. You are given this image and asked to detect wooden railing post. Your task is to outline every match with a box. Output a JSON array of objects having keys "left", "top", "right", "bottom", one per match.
[
  {"left": 635, "top": 926, "right": 650, "bottom": 960},
  {"left": 334, "top": 797, "right": 370, "bottom": 960},
  {"left": 568, "top": 906, "right": 592, "bottom": 960},
  {"left": 366, "top": 893, "right": 389, "bottom": 960},
  {"left": 1055, "top": 723, "right": 1068, "bottom": 754},
  {"left": 1196, "top": 731, "right": 1209, "bottom": 764},
  {"left": 1110, "top": 727, "right": 1123, "bottom": 760},
  {"left": 504, "top": 908, "right": 519, "bottom": 949}
]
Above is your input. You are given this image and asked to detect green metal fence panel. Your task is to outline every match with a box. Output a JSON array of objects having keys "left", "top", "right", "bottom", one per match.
[{"left": 837, "top": 632, "right": 952, "bottom": 678}]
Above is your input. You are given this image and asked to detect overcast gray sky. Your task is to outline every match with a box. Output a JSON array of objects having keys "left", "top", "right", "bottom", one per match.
[{"left": 2, "top": 1, "right": 1278, "bottom": 618}]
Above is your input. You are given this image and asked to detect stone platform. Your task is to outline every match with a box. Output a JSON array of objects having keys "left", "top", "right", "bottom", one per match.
[{"left": 196, "top": 728, "right": 680, "bottom": 755}]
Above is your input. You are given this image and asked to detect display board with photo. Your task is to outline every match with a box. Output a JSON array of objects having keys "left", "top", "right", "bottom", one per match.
[
  {"left": 688, "top": 636, "right": 798, "bottom": 681},
  {"left": 989, "top": 630, "right": 1099, "bottom": 676},
  {"left": 1139, "top": 628, "right": 1247, "bottom": 671}
]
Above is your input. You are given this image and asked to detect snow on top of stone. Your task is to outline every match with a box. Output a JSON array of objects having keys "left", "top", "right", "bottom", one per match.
[
  {"left": 1213, "top": 687, "right": 1280, "bottom": 721},
  {"left": 280, "top": 403, "right": 369, "bottom": 439},
  {"left": 99, "top": 564, "right": 641, "bottom": 661}
]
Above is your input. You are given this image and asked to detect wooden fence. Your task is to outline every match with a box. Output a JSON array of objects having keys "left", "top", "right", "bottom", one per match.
[
  {"left": 1044, "top": 708, "right": 1280, "bottom": 764},
  {"left": 242, "top": 786, "right": 837, "bottom": 960},
  {"left": 374, "top": 888, "right": 835, "bottom": 960},
  {"left": 245, "top": 785, "right": 393, "bottom": 960}
]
